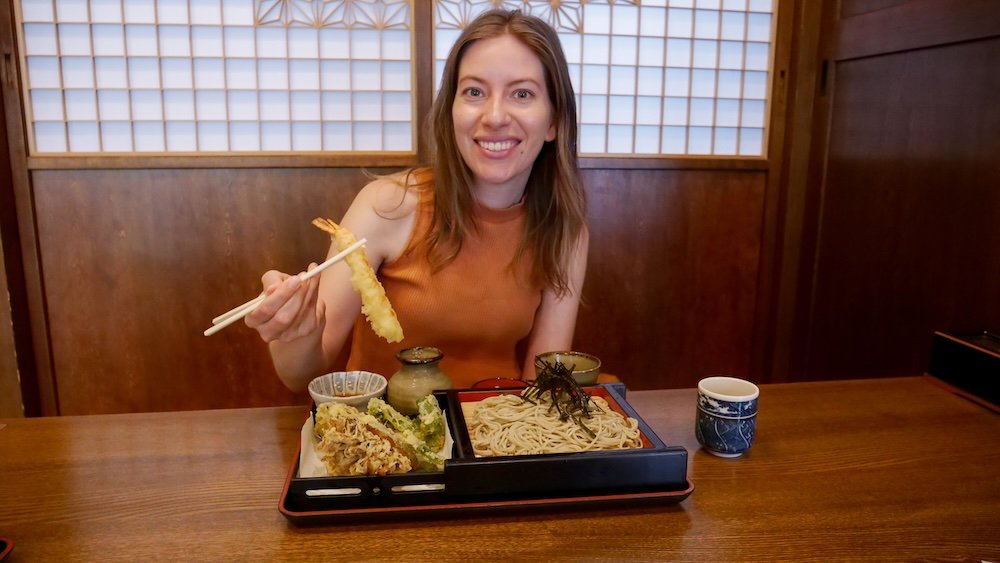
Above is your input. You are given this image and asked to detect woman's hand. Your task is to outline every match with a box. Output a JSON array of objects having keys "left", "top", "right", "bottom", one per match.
[{"left": 245, "top": 264, "right": 327, "bottom": 343}]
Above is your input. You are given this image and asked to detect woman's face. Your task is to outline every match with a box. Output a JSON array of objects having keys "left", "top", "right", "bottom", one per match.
[{"left": 452, "top": 34, "right": 556, "bottom": 202}]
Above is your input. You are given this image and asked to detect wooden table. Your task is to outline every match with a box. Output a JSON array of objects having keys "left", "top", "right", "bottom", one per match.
[{"left": 2, "top": 376, "right": 998, "bottom": 561}]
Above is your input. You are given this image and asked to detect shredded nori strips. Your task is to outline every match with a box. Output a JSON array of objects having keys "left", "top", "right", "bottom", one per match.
[{"left": 523, "top": 359, "right": 600, "bottom": 437}]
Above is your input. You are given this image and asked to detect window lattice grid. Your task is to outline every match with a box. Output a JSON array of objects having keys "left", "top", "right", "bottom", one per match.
[
  {"left": 18, "top": 0, "right": 415, "bottom": 154},
  {"left": 19, "top": 0, "right": 776, "bottom": 157},
  {"left": 435, "top": 0, "right": 776, "bottom": 157}
]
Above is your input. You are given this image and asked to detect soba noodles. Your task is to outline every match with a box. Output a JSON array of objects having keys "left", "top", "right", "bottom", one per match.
[{"left": 466, "top": 394, "right": 643, "bottom": 457}]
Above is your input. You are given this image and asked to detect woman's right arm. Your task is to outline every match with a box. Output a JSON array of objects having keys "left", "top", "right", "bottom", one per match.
[
  {"left": 245, "top": 255, "right": 353, "bottom": 392},
  {"left": 246, "top": 175, "right": 418, "bottom": 391},
  {"left": 249, "top": 265, "right": 336, "bottom": 391}
]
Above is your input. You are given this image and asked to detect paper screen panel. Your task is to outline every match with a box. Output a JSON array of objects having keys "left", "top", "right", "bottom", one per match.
[
  {"left": 17, "top": 0, "right": 414, "bottom": 153},
  {"left": 434, "top": 0, "right": 775, "bottom": 157}
]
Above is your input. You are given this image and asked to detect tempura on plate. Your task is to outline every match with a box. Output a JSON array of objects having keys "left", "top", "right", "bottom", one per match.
[{"left": 312, "top": 397, "right": 445, "bottom": 476}]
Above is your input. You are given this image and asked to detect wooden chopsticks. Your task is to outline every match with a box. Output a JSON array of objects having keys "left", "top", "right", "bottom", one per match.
[{"left": 203, "top": 238, "right": 366, "bottom": 337}]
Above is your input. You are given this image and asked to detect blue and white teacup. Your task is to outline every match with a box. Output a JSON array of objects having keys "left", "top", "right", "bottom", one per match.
[{"left": 696, "top": 376, "right": 759, "bottom": 458}]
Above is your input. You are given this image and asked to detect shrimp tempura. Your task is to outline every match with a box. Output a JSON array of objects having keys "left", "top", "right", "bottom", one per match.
[{"left": 312, "top": 218, "right": 404, "bottom": 343}]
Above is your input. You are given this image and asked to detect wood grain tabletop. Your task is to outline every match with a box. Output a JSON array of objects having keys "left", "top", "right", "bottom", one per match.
[{"left": 1, "top": 376, "right": 998, "bottom": 561}]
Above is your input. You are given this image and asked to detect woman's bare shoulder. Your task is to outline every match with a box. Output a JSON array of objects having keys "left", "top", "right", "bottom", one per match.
[
  {"left": 341, "top": 170, "right": 426, "bottom": 264},
  {"left": 355, "top": 170, "right": 423, "bottom": 220}
]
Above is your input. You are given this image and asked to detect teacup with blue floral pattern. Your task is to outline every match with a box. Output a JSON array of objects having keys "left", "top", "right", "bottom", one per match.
[{"left": 696, "top": 376, "right": 760, "bottom": 457}]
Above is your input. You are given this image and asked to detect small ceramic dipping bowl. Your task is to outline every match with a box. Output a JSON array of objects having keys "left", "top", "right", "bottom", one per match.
[
  {"left": 308, "top": 370, "right": 387, "bottom": 409},
  {"left": 534, "top": 351, "right": 602, "bottom": 385}
]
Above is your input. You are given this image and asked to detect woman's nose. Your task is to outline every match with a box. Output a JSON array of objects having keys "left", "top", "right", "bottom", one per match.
[{"left": 482, "top": 95, "right": 510, "bottom": 127}]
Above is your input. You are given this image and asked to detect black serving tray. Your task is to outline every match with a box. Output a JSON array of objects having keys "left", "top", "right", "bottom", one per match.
[
  {"left": 280, "top": 383, "right": 692, "bottom": 524},
  {"left": 927, "top": 330, "right": 999, "bottom": 411}
]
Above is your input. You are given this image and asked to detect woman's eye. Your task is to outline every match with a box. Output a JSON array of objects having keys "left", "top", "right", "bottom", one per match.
[
  {"left": 464, "top": 87, "right": 483, "bottom": 97},
  {"left": 513, "top": 89, "right": 533, "bottom": 99}
]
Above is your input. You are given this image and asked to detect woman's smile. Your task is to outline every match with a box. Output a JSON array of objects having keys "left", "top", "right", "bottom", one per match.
[
  {"left": 478, "top": 139, "right": 518, "bottom": 153},
  {"left": 452, "top": 34, "right": 556, "bottom": 208}
]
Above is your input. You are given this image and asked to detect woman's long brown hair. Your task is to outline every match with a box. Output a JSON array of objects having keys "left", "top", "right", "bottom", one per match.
[{"left": 423, "top": 9, "right": 586, "bottom": 296}]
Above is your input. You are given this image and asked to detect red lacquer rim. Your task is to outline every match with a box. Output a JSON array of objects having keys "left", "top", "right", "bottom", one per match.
[{"left": 0, "top": 537, "right": 13, "bottom": 560}]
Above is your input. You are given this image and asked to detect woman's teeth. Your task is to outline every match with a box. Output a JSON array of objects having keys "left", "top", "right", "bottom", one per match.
[{"left": 479, "top": 140, "right": 516, "bottom": 152}]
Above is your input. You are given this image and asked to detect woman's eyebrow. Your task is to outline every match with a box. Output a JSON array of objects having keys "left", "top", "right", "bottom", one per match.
[{"left": 457, "top": 75, "right": 543, "bottom": 88}]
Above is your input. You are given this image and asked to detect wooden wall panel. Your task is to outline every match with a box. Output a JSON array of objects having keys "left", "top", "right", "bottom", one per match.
[
  {"left": 32, "top": 166, "right": 767, "bottom": 412},
  {"left": 834, "top": 0, "right": 1000, "bottom": 61},
  {"left": 0, "top": 239, "right": 21, "bottom": 417},
  {"left": 802, "top": 38, "right": 1000, "bottom": 379},
  {"left": 840, "top": 0, "right": 910, "bottom": 17},
  {"left": 33, "top": 167, "right": 388, "bottom": 414},
  {"left": 0, "top": 80, "right": 23, "bottom": 417},
  {"left": 577, "top": 169, "right": 766, "bottom": 390}
]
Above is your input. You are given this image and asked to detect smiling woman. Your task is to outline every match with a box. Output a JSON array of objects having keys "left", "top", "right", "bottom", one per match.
[
  {"left": 246, "top": 10, "right": 590, "bottom": 392},
  {"left": 451, "top": 34, "right": 557, "bottom": 207}
]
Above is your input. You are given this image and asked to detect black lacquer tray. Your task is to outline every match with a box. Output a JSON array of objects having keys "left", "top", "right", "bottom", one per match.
[{"left": 280, "top": 383, "right": 692, "bottom": 525}]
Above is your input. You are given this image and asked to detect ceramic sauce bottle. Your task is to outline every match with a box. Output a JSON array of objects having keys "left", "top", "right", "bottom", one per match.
[{"left": 386, "top": 346, "right": 452, "bottom": 415}]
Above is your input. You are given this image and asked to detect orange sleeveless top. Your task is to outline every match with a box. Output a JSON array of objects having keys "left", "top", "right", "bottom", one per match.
[{"left": 345, "top": 184, "right": 541, "bottom": 388}]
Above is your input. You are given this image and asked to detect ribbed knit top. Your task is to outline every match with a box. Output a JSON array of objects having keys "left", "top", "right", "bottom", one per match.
[{"left": 345, "top": 185, "right": 541, "bottom": 388}]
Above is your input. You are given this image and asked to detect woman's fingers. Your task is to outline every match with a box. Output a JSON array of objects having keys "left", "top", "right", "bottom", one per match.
[
  {"left": 260, "top": 269, "right": 288, "bottom": 289},
  {"left": 246, "top": 266, "right": 327, "bottom": 343},
  {"left": 246, "top": 272, "right": 304, "bottom": 338},
  {"left": 276, "top": 264, "right": 325, "bottom": 342},
  {"left": 302, "top": 263, "right": 322, "bottom": 321}
]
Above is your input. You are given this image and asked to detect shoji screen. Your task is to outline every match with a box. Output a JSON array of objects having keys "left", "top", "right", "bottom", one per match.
[
  {"left": 17, "top": 0, "right": 414, "bottom": 153},
  {"left": 435, "top": 0, "right": 775, "bottom": 156}
]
